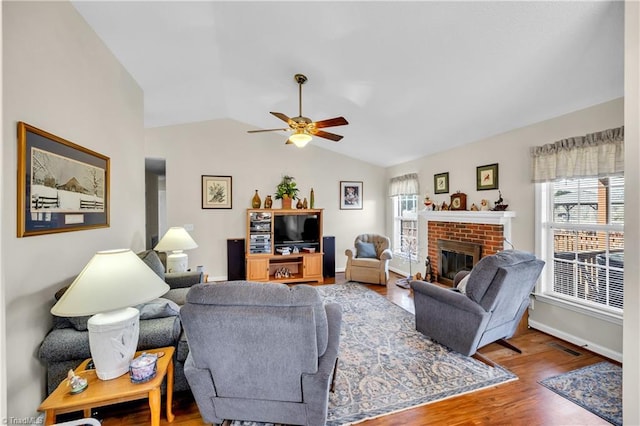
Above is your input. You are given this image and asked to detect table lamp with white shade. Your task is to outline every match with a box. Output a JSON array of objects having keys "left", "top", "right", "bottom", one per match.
[
  {"left": 50, "top": 249, "right": 170, "bottom": 380},
  {"left": 154, "top": 226, "right": 198, "bottom": 272}
]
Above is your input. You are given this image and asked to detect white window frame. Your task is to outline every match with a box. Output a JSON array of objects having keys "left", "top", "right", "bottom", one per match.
[
  {"left": 535, "top": 178, "right": 624, "bottom": 323},
  {"left": 392, "top": 194, "right": 418, "bottom": 261}
]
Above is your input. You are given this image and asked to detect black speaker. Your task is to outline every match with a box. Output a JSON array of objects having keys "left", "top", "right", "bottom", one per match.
[
  {"left": 227, "top": 238, "right": 246, "bottom": 280},
  {"left": 323, "top": 236, "right": 335, "bottom": 278}
]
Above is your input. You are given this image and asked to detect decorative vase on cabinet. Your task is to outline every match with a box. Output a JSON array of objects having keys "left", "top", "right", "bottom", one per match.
[
  {"left": 252, "top": 190, "right": 261, "bottom": 208},
  {"left": 264, "top": 195, "right": 273, "bottom": 209}
]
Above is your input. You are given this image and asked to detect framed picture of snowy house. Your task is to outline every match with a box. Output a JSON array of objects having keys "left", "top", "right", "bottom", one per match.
[{"left": 17, "top": 122, "right": 110, "bottom": 237}]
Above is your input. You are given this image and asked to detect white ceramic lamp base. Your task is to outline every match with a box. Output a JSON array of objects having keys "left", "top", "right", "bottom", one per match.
[
  {"left": 87, "top": 307, "right": 140, "bottom": 380},
  {"left": 166, "top": 251, "right": 188, "bottom": 272}
]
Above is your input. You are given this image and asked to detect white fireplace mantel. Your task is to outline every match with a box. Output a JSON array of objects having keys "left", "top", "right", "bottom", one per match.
[{"left": 419, "top": 210, "right": 516, "bottom": 242}]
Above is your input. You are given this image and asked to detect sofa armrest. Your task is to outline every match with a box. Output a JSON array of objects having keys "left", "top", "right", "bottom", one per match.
[{"left": 165, "top": 271, "right": 203, "bottom": 289}]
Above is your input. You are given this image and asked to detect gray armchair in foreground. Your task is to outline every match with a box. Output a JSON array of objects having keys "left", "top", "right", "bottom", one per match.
[
  {"left": 180, "top": 281, "right": 342, "bottom": 426},
  {"left": 411, "top": 250, "right": 544, "bottom": 357}
]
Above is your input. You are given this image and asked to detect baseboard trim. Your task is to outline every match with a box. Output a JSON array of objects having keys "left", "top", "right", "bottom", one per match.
[{"left": 528, "top": 319, "right": 622, "bottom": 362}]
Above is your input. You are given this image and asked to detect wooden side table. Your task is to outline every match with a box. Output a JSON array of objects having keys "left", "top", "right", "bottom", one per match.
[{"left": 39, "top": 346, "right": 175, "bottom": 426}]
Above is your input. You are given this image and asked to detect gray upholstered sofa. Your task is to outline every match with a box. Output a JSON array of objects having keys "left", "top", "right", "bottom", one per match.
[
  {"left": 38, "top": 250, "right": 203, "bottom": 395},
  {"left": 181, "top": 281, "right": 342, "bottom": 425}
]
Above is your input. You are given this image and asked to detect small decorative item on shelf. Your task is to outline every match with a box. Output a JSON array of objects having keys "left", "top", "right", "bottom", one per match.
[
  {"left": 441, "top": 201, "right": 449, "bottom": 211},
  {"left": 302, "top": 197, "right": 308, "bottom": 209},
  {"left": 480, "top": 199, "right": 490, "bottom": 211},
  {"left": 275, "top": 175, "right": 299, "bottom": 209},
  {"left": 310, "top": 188, "right": 315, "bottom": 208},
  {"left": 274, "top": 267, "right": 291, "bottom": 279},
  {"left": 470, "top": 203, "right": 479, "bottom": 211},
  {"left": 424, "top": 195, "right": 434, "bottom": 210},
  {"left": 296, "top": 198, "right": 303, "bottom": 209},
  {"left": 264, "top": 195, "right": 273, "bottom": 209},
  {"left": 492, "top": 190, "right": 509, "bottom": 211},
  {"left": 66, "top": 369, "right": 88, "bottom": 394},
  {"left": 251, "top": 190, "right": 261, "bottom": 208},
  {"left": 129, "top": 352, "right": 158, "bottom": 384}
]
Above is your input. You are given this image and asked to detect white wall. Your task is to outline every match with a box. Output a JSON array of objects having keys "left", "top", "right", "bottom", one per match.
[
  {"left": 2, "top": 2, "right": 144, "bottom": 416},
  {"left": 386, "top": 98, "right": 624, "bottom": 358},
  {"left": 145, "top": 119, "right": 387, "bottom": 279},
  {"left": 623, "top": 2, "right": 640, "bottom": 424}
]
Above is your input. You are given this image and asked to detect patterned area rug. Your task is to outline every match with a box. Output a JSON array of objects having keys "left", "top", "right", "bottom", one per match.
[
  {"left": 539, "top": 362, "right": 622, "bottom": 426},
  {"left": 233, "top": 282, "right": 516, "bottom": 425}
]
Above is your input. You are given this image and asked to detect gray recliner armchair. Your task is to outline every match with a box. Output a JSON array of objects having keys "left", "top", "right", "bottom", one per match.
[
  {"left": 345, "top": 234, "right": 393, "bottom": 285},
  {"left": 180, "top": 281, "right": 342, "bottom": 426},
  {"left": 410, "top": 250, "right": 544, "bottom": 356}
]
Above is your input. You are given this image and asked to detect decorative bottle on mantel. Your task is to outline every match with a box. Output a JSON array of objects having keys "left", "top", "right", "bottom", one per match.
[
  {"left": 296, "top": 198, "right": 303, "bottom": 209},
  {"left": 251, "top": 190, "right": 261, "bottom": 208},
  {"left": 310, "top": 188, "right": 315, "bottom": 209},
  {"left": 264, "top": 195, "right": 273, "bottom": 209}
]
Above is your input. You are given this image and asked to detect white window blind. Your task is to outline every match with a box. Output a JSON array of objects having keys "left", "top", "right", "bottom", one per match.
[{"left": 545, "top": 176, "right": 624, "bottom": 311}]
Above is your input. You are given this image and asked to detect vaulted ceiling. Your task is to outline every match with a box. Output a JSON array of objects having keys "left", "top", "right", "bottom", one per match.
[{"left": 72, "top": 1, "right": 624, "bottom": 167}]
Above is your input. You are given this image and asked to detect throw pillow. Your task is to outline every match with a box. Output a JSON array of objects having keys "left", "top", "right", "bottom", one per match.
[
  {"left": 356, "top": 241, "right": 377, "bottom": 259},
  {"left": 135, "top": 298, "right": 180, "bottom": 320},
  {"left": 137, "top": 250, "right": 166, "bottom": 281},
  {"left": 457, "top": 274, "right": 470, "bottom": 295}
]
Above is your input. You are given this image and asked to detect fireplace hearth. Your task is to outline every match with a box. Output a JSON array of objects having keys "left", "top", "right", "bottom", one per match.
[{"left": 437, "top": 239, "right": 481, "bottom": 286}]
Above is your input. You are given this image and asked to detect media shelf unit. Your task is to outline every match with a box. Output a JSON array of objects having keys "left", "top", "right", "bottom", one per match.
[{"left": 246, "top": 208, "right": 324, "bottom": 284}]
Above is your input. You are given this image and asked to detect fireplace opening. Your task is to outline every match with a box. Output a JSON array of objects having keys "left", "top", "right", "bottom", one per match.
[{"left": 437, "top": 239, "right": 482, "bottom": 286}]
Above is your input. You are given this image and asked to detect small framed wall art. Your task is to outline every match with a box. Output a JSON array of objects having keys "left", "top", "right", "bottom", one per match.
[
  {"left": 434, "top": 172, "right": 449, "bottom": 194},
  {"left": 476, "top": 163, "right": 499, "bottom": 191},
  {"left": 202, "top": 175, "right": 232, "bottom": 209},
  {"left": 17, "top": 122, "right": 110, "bottom": 237},
  {"left": 340, "top": 181, "right": 363, "bottom": 210}
]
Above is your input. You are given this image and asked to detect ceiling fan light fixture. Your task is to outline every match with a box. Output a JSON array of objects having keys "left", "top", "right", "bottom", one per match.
[{"left": 289, "top": 132, "right": 312, "bottom": 148}]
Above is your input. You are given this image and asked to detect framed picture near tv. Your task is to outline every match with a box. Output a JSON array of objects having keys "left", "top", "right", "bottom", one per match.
[
  {"left": 17, "top": 122, "right": 110, "bottom": 237},
  {"left": 340, "top": 181, "right": 363, "bottom": 210}
]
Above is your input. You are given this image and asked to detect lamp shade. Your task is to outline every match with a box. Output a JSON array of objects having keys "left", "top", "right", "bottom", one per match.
[
  {"left": 51, "top": 249, "right": 170, "bottom": 317},
  {"left": 154, "top": 227, "right": 198, "bottom": 252}
]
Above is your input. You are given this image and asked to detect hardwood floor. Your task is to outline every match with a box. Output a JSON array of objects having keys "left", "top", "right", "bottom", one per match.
[{"left": 90, "top": 273, "right": 614, "bottom": 425}]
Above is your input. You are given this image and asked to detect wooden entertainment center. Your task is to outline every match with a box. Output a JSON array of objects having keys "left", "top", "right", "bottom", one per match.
[{"left": 245, "top": 208, "right": 324, "bottom": 283}]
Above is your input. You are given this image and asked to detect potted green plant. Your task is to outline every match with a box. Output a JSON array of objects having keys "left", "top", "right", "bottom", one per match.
[{"left": 275, "top": 175, "right": 299, "bottom": 209}]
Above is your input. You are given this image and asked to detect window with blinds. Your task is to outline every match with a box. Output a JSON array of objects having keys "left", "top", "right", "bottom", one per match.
[
  {"left": 393, "top": 195, "right": 418, "bottom": 260},
  {"left": 545, "top": 177, "right": 624, "bottom": 311}
]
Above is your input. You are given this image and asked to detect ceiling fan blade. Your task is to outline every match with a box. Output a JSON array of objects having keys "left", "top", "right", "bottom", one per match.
[
  {"left": 247, "top": 128, "right": 290, "bottom": 133},
  {"left": 285, "top": 139, "right": 293, "bottom": 145},
  {"left": 270, "top": 112, "right": 291, "bottom": 123},
  {"left": 312, "top": 130, "right": 343, "bottom": 142},
  {"left": 313, "top": 117, "right": 349, "bottom": 129}
]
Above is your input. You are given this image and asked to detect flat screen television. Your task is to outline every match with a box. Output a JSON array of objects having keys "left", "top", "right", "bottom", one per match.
[{"left": 273, "top": 214, "right": 319, "bottom": 245}]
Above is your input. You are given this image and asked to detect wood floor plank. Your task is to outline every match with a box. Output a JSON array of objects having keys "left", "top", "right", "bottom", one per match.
[{"left": 84, "top": 273, "right": 615, "bottom": 425}]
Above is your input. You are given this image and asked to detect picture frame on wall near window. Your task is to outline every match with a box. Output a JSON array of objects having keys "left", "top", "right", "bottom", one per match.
[
  {"left": 340, "top": 181, "right": 363, "bottom": 210},
  {"left": 17, "top": 122, "right": 110, "bottom": 237},
  {"left": 477, "top": 163, "right": 499, "bottom": 190},
  {"left": 202, "top": 175, "right": 232, "bottom": 209},
  {"left": 434, "top": 172, "right": 449, "bottom": 194}
]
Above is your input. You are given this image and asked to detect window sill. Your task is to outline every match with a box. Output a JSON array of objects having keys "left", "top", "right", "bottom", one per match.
[{"left": 533, "top": 292, "right": 623, "bottom": 326}]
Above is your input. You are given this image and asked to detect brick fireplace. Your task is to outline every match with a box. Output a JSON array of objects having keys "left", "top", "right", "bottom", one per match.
[{"left": 420, "top": 211, "right": 515, "bottom": 286}]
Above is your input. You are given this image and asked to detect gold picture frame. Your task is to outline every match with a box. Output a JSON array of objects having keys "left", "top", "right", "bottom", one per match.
[{"left": 17, "top": 122, "right": 110, "bottom": 237}]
